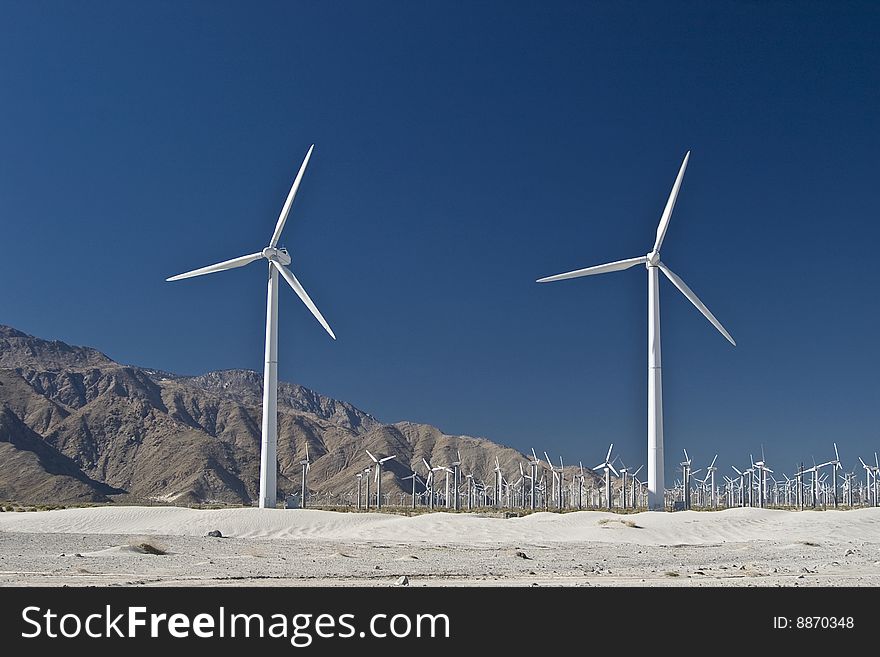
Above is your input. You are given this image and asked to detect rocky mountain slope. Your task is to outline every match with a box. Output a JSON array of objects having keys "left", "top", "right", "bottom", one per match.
[{"left": 0, "top": 325, "right": 596, "bottom": 505}]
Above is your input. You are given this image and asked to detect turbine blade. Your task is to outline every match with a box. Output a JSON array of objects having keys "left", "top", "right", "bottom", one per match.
[
  {"left": 652, "top": 151, "right": 690, "bottom": 253},
  {"left": 609, "top": 463, "right": 620, "bottom": 477},
  {"left": 606, "top": 443, "right": 613, "bottom": 462},
  {"left": 658, "top": 262, "right": 736, "bottom": 346},
  {"left": 366, "top": 450, "right": 378, "bottom": 463},
  {"left": 274, "top": 262, "right": 336, "bottom": 340},
  {"left": 536, "top": 256, "right": 647, "bottom": 283},
  {"left": 710, "top": 454, "right": 718, "bottom": 469},
  {"left": 269, "top": 144, "right": 314, "bottom": 248},
  {"left": 166, "top": 252, "right": 263, "bottom": 281},
  {"left": 380, "top": 455, "right": 396, "bottom": 463}
]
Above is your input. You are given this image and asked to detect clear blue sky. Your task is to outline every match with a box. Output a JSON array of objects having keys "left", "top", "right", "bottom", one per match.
[{"left": 1, "top": 1, "right": 878, "bottom": 479}]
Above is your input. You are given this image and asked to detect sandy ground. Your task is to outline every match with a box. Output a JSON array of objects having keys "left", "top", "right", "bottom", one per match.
[{"left": 1, "top": 506, "right": 879, "bottom": 586}]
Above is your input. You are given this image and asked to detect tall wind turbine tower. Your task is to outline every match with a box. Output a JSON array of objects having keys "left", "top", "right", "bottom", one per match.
[
  {"left": 166, "top": 145, "right": 336, "bottom": 508},
  {"left": 537, "top": 152, "right": 735, "bottom": 509}
]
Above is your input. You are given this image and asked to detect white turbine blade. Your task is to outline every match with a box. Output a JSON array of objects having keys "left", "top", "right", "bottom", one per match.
[
  {"left": 606, "top": 443, "right": 614, "bottom": 463},
  {"left": 633, "top": 465, "right": 643, "bottom": 477},
  {"left": 366, "top": 449, "right": 378, "bottom": 463},
  {"left": 593, "top": 463, "right": 605, "bottom": 471},
  {"left": 658, "top": 262, "right": 736, "bottom": 346},
  {"left": 380, "top": 455, "right": 396, "bottom": 463},
  {"left": 536, "top": 256, "right": 646, "bottom": 283},
  {"left": 683, "top": 448, "right": 690, "bottom": 463},
  {"left": 732, "top": 466, "right": 743, "bottom": 475},
  {"left": 166, "top": 252, "right": 263, "bottom": 281},
  {"left": 652, "top": 151, "right": 690, "bottom": 253},
  {"left": 269, "top": 144, "right": 314, "bottom": 248},
  {"left": 709, "top": 454, "right": 718, "bottom": 469},
  {"left": 274, "top": 262, "right": 336, "bottom": 340},
  {"left": 609, "top": 463, "right": 620, "bottom": 477},
  {"left": 834, "top": 443, "right": 840, "bottom": 463}
]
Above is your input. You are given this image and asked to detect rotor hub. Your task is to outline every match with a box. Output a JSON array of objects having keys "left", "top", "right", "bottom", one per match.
[{"left": 646, "top": 251, "right": 660, "bottom": 267}]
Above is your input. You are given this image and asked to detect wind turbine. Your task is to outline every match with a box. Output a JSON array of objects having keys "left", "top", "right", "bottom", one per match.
[
  {"left": 629, "top": 465, "right": 644, "bottom": 509},
  {"left": 363, "top": 466, "right": 373, "bottom": 510},
  {"left": 732, "top": 466, "right": 746, "bottom": 507},
  {"left": 593, "top": 443, "right": 618, "bottom": 510},
  {"left": 829, "top": 443, "right": 842, "bottom": 508},
  {"left": 520, "top": 462, "right": 535, "bottom": 511},
  {"left": 402, "top": 471, "right": 423, "bottom": 509},
  {"left": 166, "top": 145, "right": 336, "bottom": 509},
  {"left": 527, "top": 449, "right": 541, "bottom": 510},
  {"left": 366, "top": 450, "right": 396, "bottom": 510},
  {"left": 705, "top": 454, "right": 718, "bottom": 508},
  {"left": 544, "top": 451, "right": 565, "bottom": 510},
  {"left": 575, "top": 462, "right": 587, "bottom": 510},
  {"left": 355, "top": 471, "right": 364, "bottom": 510},
  {"left": 299, "top": 445, "right": 311, "bottom": 508},
  {"left": 537, "top": 152, "right": 735, "bottom": 509},
  {"left": 493, "top": 457, "right": 503, "bottom": 509},
  {"left": 450, "top": 451, "right": 463, "bottom": 511},
  {"left": 752, "top": 449, "right": 772, "bottom": 509}
]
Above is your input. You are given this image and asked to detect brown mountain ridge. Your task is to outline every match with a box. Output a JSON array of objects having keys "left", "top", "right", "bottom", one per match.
[{"left": 0, "top": 325, "right": 597, "bottom": 505}]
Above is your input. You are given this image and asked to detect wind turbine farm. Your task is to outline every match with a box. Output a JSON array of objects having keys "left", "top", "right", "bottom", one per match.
[{"left": 2, "top": 3, "right": 880, "bottom": 597}]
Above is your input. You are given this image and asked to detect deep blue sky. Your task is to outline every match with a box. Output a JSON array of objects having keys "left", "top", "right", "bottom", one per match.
[{"left": 1, "top": 1, "right": 878, "bottom": 479}]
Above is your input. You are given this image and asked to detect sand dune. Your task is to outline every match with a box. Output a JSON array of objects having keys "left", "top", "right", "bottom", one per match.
[
  {"left": 1, "top": 506, "right": 878, "bottom": 586},
  {"left": 2, "top": 506, "right": 878, "bottom": 545}
]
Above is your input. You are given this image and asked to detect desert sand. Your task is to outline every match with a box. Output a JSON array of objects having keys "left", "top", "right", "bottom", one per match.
[{"left": 1, "top": 506, "right": 879, "bottom": 586}]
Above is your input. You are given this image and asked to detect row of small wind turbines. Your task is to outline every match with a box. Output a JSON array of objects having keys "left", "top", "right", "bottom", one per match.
[
  {"left": 291, "top": 441, "right": 880, "bottom": 511},
  {"left": 166, "top": 144, "right": 870, "bottom": 513}
]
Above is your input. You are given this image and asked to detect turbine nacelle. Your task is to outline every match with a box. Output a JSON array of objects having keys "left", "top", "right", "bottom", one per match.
[
  {"left": 262, "top": 246, "right": 291, "bottom": 266},
  {"left": 646, "top": 251, "right": 661, "bottom": 267}
]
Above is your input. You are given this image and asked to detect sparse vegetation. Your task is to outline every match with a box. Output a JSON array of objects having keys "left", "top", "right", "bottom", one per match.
[{"left": 598, "top": 518, "right": 643, "bottom": 528}]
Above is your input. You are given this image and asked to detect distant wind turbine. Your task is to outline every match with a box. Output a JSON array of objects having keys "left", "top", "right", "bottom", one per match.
[
  {"left": 299, "top": 445, "right": 311, "bottom": 508},
  {"left": 366, "top": 450, "right": 396, "bottom": 510},
  {"left": 537, "top": 152, "right": 735, "bottom": 509},
  {"left": 593, "top": 443, "right": 618, "bottom": 510},
  {"left": 166, "top": 145, "right": 336, "bottom": 509}
]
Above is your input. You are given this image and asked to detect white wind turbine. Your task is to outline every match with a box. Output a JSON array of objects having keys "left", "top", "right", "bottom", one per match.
[
  {"left": 537, "top": 152, "right": 735, "bottom": 509},
  {"left": 544, "top": 451, "right": 565, "bottom": 510},
  {"left": 366, "top": 450, "right": 396, "bottom": 510},
  {"left": 493, "top": 457, "right": 503, "bottom": 508},
  {"left": 299, "top": 445, "right": 311, "bottom": 508},
  {"left": 705, "top": 454, "right": 718, "bottom": 508},
  {"left": 167, "top": 145, "right": 336, "bottom": 509},
  {"left": 402, "top": 471, "right": 423, "bottom": 509},
  {"left": 593, "top": 443, "right": 618, "bottom": 510}
]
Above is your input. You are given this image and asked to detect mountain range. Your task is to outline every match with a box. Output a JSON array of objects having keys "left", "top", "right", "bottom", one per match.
[{"left": 0, "top": 324, "right": 598, "bottom": 505}]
